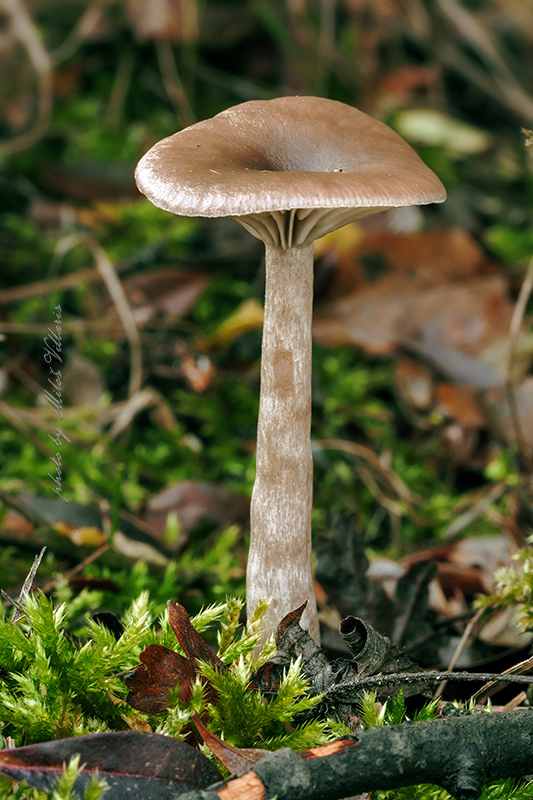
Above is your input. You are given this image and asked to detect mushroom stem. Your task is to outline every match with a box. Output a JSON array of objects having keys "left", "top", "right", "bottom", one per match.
[{"left": 247, "top": 242, "right": 319, "bottom": 644}]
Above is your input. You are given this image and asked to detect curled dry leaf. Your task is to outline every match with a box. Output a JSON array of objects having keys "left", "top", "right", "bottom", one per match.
[
  {"left": 339, "top": 615, "right": 433, "bottom": 697},
  {"left": 252, "top": 602, "right": 430, "bottom": 710}
]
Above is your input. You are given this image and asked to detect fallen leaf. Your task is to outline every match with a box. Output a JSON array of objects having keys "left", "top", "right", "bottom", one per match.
[
  {"left": 434, "top": 384, "right": 485, "bottom": 428},
  {"left": 339, "top": 615, "right": 434, "bottom": 697},
  {"left": 0, "top": 731, "right": 222, "bottom": 800},
  {"left": 143, "top": 480, "right": 249, "bottom": 545},
  {"left": 191, "top": 712, "right": 271, "bottom": 775},
  {"left": 121, "top": 269, "right": 210, "bottom": 321},
  {"left": 125, "top": 644, "right": 196, "bottom": 712},
  {"left": 313, "top": 229, "right": 513, "bottom": 366},
  {"left": 126, "top": 0, "right": 198, "bottom": 42},
  {"left": 314, "top": 274, "right": 512, "bottom": 361},
  {"left": 180, "top": 352, "right": 215, "bottom": 393},
  {"left": 315, "top": 514, "right": 395, "bottom": 636},
  {"left": 393, "top": 358, "right": 434, "bottom": 411},
  {"left": 478, "top": 607, "right": 533, "bottom": 649},
  {"left": 395, "top": 109, "right": 492, "bottom": 154},
  {"left": 209, "top": 298, "right": 264, "bottom": 346},
  {"left": 483, "top": 378, "right": 533, "bottom": 446},
  {"left": 54, "top": 522, "right": 107, "bottom": 547},
  {"left": 375, "top": 66, "right": 439, "bottom": 109},
  {"left": 125, "top": 602, "right": 226, "bottom": 714},
  {"left": 316, "top": 228, "right": 486, "bottom": 300},
  {"left": 167, "top": 601, "right": 226, "bottom": 672}
]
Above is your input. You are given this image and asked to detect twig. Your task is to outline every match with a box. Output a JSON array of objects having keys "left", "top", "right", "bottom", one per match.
[
  {"left": 12, "top": 546, "right": 46, "bottom": 623},
  {"left": 472, "top": 654, "right": 533, "bottom": 702},
  {"left": 315, "top": 0, "right": 336, "bottom": 94},
  {"left": 0, "top": 241, "right": 166, "bottom": 306},
  {"left": 316, "top": 438, "right": 430, "bottom": 525},
  {"left": 505, "top": 248, "right": 533, "bottom": 470},
  {"left": 1, "top": 546, "right": 46, "bottom": 622},
  {"left": 40, "top": 543, "right": 110, "bottom": 595},
  {"left": 179, "top": 709, "right": 533, "bottom": 800},
  {"left": 443, "top": 481, "right": 508, "bottom": 540},
  {"left": 51, "top": 0, "right": 114, "bottom": 64},
  {"left": 434, "top": 606, "right": 487, "bottom": 698},
  {"left": 0, "top": 592, "right": 26, "bottom": 617},
  {"left": 0, "top": 400, "right": 53, "bottom": 457},
  {"left": 155, "top": 40, "right": 195, "bottom": 127},
  {"left": 436, "top": 0, "right": 533, "bottom": 125},
  {"left": 108, "top": 50, "right": 135, "bottom": 124},
  {"left": 0, "top": 0, "right": 53, "bottom": 154},
  {"left": 0, "top": 267, "right": 101, "bottom": 305},
  {"left": 328, "top": 670, "right": 533, "bottom": 701}
]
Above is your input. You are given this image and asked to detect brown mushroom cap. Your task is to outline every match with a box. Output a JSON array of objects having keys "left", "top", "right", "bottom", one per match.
[{"left": 135, "top": 96, "right": 446, "bottom": 247}]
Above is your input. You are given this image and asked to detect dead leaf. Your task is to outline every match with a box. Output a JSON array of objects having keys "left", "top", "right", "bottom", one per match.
[
  {"left": 313, "top": 229, "right": 513, "bottom": 366},
  {"left": 209, "top": 298, "right": 264, "bottom": 346},
  {"left": 434, "top": 384, "right": 485, "bottom": 428},
  {"left": 167, "top": 601, "right": 225, "bottom": 671},
  {"left": 315, "top": 514, "right": 395, "bottom": 637},
  {"left": 180, "top": 352, "right": 215, "bottom": 393},
  {"left": 314, "top": 274, "right": 512, "bottom": 361},
  {"left": 120, "top": 269, "right": 210, "bottom": 322},
  {"left": 125, "top": 602, "right": 226, "bottom": 714},
  {"left": 54, "top": 522, "right": 107, "bottom": 548},
  {"left": 339, "top": 615, "right": 434, "bottom": 697},
  {"left": 478, "top": 607, "right": 533, "bottom": 649},
  {"left": 124, "top": 644, "right": 196, "bottom": 713},
  {"left": 191, "top": 712, "right": 271, "bottom": 775},
  {"left": 62, "top": 353, "right": 106, "bottom": 407},
  {"left": 126, "top": 0, "right": 198, "bottom": 42},
  {"left": 483, "top": 378, "right": 533, "bottom": 446},
  {"left": 393, "top": 358, "right": 433, "bottom": 411},
  {"left": 375, "top": 66, "right": 439, "bottom": 109},
  {"left": 0, "top": 731, "right": 222, "bottom": 800},
  {"left": 316, "top": 228, "right": 486, "bottom": 299},
  {"left": 395, "top": 109, "right": 492, "bottom": 155},
  {"left": 143, "top": 481, "right": 249, "bottom": 546}
]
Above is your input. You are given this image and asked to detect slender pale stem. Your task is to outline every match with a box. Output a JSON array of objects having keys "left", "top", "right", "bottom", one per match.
[{"left": 247, "top": 242, "right": 319, "bottom": 643}]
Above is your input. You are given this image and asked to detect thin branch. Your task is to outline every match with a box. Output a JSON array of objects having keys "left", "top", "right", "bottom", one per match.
[
  {"left": 505, "top": 248, "right": 533, "bottom": 470},
  {"left": 316, "top": 438, "right": 430, "bottom": 525},
  {"left": 155, "top": 39, "right": 195, "bottom": 127},
  {"left": 0, "top": 0, "right": 53, "bottom": 154},
  {"left": 434, "top": 606, "right": 487, "bottom": 698},
  {"left": 179, "top": 709, "right": 533, "bottom": 800},
  {"left": 328, "top": 670, "right": 533, "bottom": 701},
  {"left": 11, "top": 546, "right": 46, "bottom": 623},
  {"left": 443, "top": 481, "right": 508, "bottom": 540},
  {"left": 436, "top": 0, "right": 533, "bottom": 125},
  {"left": 473, "top": 654, "right": 533, "bottom": 703}
]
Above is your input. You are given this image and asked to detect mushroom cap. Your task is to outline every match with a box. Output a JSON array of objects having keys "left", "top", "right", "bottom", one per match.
[{"left": 136, "top": 96, "right": 446, "bottom": 247}]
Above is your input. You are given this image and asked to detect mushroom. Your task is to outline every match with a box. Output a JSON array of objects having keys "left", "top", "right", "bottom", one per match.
[{"left": 135, "top": 96, "right": 446, "bottom": 644}]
